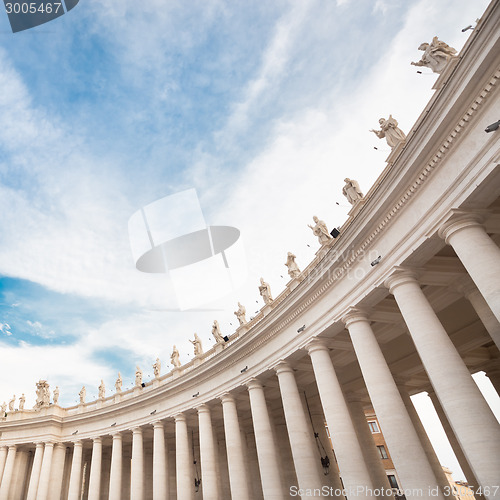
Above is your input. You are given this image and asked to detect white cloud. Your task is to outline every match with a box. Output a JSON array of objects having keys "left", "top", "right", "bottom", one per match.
[{"left": 0, "top": 323, "right": 12, "bottom": 336}]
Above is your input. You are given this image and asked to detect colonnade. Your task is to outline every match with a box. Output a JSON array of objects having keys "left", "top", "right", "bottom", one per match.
[{"left": 0, "top": 214, "right": 499, "bottom": 499}]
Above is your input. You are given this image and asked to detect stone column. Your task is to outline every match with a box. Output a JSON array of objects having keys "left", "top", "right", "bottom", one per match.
[
  {"left": 484, "top": 364, "right": 500, "bottom": 396},
  {"left": 50, "top": 443, "right": 67, "bottom": 500},
  {"left": 439, "top": 215, "right": 500, "bottom": 324},
  {"left": 0, "top": 446, "right": 16, "bottom": 500},
  {"left": 427, "top": 391, "right": 481, "bottom": 493},
  {"left": 247, "top": 379, "right": 285, "bottom": 500},
  {"left": 197, "top": 405, "right": 219, "bottom": 500},
  {"left": 175, "top": 413, "right": 192, "bottom": 500},
  {"left": 88, "top": 437, "right": 103, "bottom": 500},
  {"left": 108, "top": 433, "right": 123, "bottom": 500},
  {"left": 274, "top": 361, "right": 323, "bottom": 494},
  {"left": 346, "top": 395, "right": 392, "bottom": 493},
  {"left": 457, "top": 277, "right": 500, "bottom": 351},
  {"left": 36, "top": 442, "right": 54, "bottom": 500},
  {"left": 131, "top": 428, "right": 144, "bottom": 500},
  {"left": 343, "top": 310, "right": 444, "bottom": 500},
  {"left": 307, "top": 341, "right": 377, "bottom": 498},
  {"left": 26, "top": 442, "right": 44, "bottom": 500},
  {"left": 220, "top": 393, "right": 251, "bottom": 500},
  {"left": 0, "top": 446, "right": 7, "bottom": 485},
  {"left": 397, "top": 385, "right": 451, "bottom": 499},
  {"left": 67, "top": 440, "right": 83, "bottom": 500},
  {"left": 153, "top": 422, "right": 168, "bottom": 500},
  {"left": 386, "top": 271, "right": 500, "bottom": 497}
]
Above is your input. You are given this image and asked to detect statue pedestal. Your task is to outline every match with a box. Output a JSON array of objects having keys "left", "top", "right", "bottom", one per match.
[
  {"left": 172, "top": 368, "right": 181, "bottom": 379},
  {"left": 432, "top": 56, "right": 459, "bottom": 90},
  {"left": 214, "top": 343, "right": 225, "bottom": 355},
  {"left": 237, "top": 324, "right": 249, "bottom": 335},
  {"left": 193, "top": 356, "right": 202, "bottom": 367},
  {"left": 385, "top": 140, "right": 405, "bottom": 164},
  {"left": 133, "top": 386, "right": 142, "bottom": 396},
  {"left": 114, "top": 393, "right": 122, "bottom": 404},
  {"left": 77, "top": 404, "right": 85, "bottom": 413},
  {"left": 152, "top": 378, "right": 160, "bottom": 388},
  {"left": 287, "top": 278, "right": 301, "bottom": 292},
  {"left": 347, "top": 199, "right": 365, "bottom": 219},
  {"left": 262, "top": 304, "right": 273, "bottom": 316},
  {"left": 316, "top": 245, "right": 329, "bottom": 259}
]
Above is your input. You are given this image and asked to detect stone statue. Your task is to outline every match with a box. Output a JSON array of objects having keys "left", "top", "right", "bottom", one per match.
[
  {"left": 371, "top": 115, "right": 406, "bottom": 149},
  {"left": 285, "top": 252, "right": 301, "bottom": 279},
  {"left": 308, "top": 216, "right": 333, "bottom": 245},
  {"left": 411, "top": 36, "right": 457, "bottom": 74},
  {"left": 53, "top": 386, "right": 60, "bottom": 405},
  {"left": 34, "top": 380, "right": 50, "bottom": 408},
  {"left": 153, "top": 358, "right": 161, "bottom": 378},
  {"left": 1, "top": 402, "right": 6, "bottom": 415},
  {"left": 234, "top": 302, "right": 247, "bottom": 326},
  {"left": 190, "top": 333, "right": 203, "bottom": 356},
  {"left": 8, "top": 395, "right": 15, "bottom": 412},
  {"left": 79, "top": 386, "right": 86, "bottom": 404},
  {"left": 342, "top": 178, "right": 364, "bottom": 205},
  {"left": 115, "top": 372, "right": 122, "bottom": 392},
  {"left": 19, "top": 394, "right": 25, "bottom": 411},
  {"left": 259, "top": 277, "right": 273, "bottom": 304},
  {"left": 98, "top": 380, "right": 105, "bottom": 399},
  {"left": 135, "top": 366, "right": 143, "bottom": 387},
  {"left": 212, "top": 320, "right": 224, "bottom": 344},
  {"left": 171, "top": 345, "right": 181, "bottom": 368}
]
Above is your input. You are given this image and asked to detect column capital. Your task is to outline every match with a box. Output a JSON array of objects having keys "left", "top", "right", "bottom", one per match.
[
  {"left": 246, "top": 377, "right": 264, "bottom": 391},
  {"left": 92, "top": 436, "right": 102, "bottom": 444},
  {"left": 438, "top": 213, "right": 485, "bottom": 243},
  {"left": 131, "top": 426, "right": 143, "bottom": 435},
  {"left": 111, "top": 431, "right": 122, "bottom": 439},
  {"left": 273, "top": 360, "right": 293, "bottom": 376},
  {"left": 44, "top": 441, "right": 55, "bottom": 448},
  {"left": 174, "top": 413, "right": 186, "bottom": 423},
  {"left": 34, "top": 442, "right": 45, "bottom": 449},
  {"left": 196, "top": 403, "right": 211, "bottom": 415},
  {"left": 72, "top": 440, "right": 83, "bottom": 447},
  {"left": 7, "top": 444, "right": 17, "bottom": 451},
  {"left": 219, "top": 392, "right": 235, "bottom": 404},
  {"left": 54, "top": 442, "right": 66, "bottom": 450},
  {"left": 384, "top": 269, "right": 420, "bottom": 294},
  {"left": 341, "top": 308, "right": 370, "bottom": 328},
  {"left": 305, "top": 338, "right": 329, "bottom": 355},
  {"left": 151, "top": 420, "right": 164, "bottom": 429}
]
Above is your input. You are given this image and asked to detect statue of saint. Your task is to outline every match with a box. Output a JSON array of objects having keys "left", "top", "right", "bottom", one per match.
[
  {"left": 171, "top": 345, "right": 181, "bottom": 368},
  {"left": 115, "top": 372, "right": 123, "bottom": 392},
  {"left": 153, "top": 358, "right": 161, "bottom": 378},
  {"left": 371, "top": 115, "right": 406, "bottom": 149},
  {"left": 234, "top": 302, "right": 247, "bottom": 325},
  {"left": 34, "top": 380, "right": 50, "bottom": 409},
  {"left": 19, "top": 394, "right": 25, "bottom": 411},
  {"left": 53, "top": 386, "right": 60, "bottom": 405},
  {"left": 411, "top": 36, "right": 457, "bottom": 73},
  {"left": 342, "top": 178, "right": 364, "bottom": 205},
  {"left": 79, "top": 386, "right": 86, "bottom": 404},
  {"left": 285, "top": 252, "right": 301, "bottom": 279},
  {"left": 212, "top": 320, "right": 225, "bottom": 344},
  {"left": 259, "top": 277, "right": 273, "bottom": 304},
  {"left": 308, "top": 216, "right": 333, "bottom": 245},
  {"left": 98, "top": 380, "right": 105, "bottom": 399},
  {"left": 8, "top": 395, "right": 15, "bottom": 412},
  {"left": 135, "top": 366, "right": 143, "bottom": 387},
  {"left": 190, "top": 333, "right": 203, "bottom": 356}
]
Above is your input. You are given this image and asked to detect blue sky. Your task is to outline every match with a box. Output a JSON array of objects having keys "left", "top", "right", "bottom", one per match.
[{"left": 0, "top": 0, "right": 496, "bottom": 479}]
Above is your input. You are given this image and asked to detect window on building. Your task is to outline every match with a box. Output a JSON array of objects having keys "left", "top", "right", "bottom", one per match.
[
  {"left": 387, "top": 475, "right": 399, "bottom": 489},
  {"left": 368, "top": 421, "right": 379, "bottom": 433},
  {"left": 377, "top": 445, "right": 388, "bottom": 459}
]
